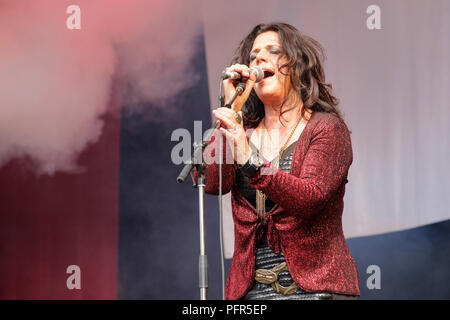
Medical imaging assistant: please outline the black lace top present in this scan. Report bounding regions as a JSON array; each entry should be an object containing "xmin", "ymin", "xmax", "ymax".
[{"xmin": 235, "ymin": 140, "xmax": 297, "ymax": 212}]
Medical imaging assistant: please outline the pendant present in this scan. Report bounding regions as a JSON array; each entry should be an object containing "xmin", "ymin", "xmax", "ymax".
[{"xmin": 255, "ymin": 190, "xmax": 267, "ymax": 218}]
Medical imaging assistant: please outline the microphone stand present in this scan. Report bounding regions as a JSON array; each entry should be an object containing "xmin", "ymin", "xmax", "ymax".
[
  {"xmin": 195, "ymin": 159, "xmax": 208, "ymax": 300},
  {"xmin": 176, "ymin": 81, "xmax": 245, "ymax": 300}
]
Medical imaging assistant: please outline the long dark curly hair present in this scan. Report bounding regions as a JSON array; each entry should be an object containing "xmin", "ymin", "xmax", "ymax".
[{"xmin": 231, "ymin": 22, "xmax": 343, "ymax": 128}]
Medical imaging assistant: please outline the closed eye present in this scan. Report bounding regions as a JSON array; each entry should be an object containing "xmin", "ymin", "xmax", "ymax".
[
  {"xmin": 269, "ymin": 49, "xmax": 282, "ymax": 55},
  {"xmin": 250, "ymin": 47, "xmax": 282, "ymax": 61}
]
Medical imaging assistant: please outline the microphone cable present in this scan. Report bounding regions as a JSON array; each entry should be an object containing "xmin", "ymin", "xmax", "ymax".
[
  {"xmin": 218, "ymin": 77, "xmax": 226, "ymax": 300},
  {"xmin": 216, "ymin": 71, "xmax": 254, "ymax": 299}
]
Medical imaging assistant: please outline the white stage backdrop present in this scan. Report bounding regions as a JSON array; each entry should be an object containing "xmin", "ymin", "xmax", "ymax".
[{"xmin": 200, "ymin": 0, "xmax": 450, "ymax": 258}]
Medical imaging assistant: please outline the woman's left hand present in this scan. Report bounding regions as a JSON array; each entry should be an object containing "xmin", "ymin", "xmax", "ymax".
[{"xmin": 212, "ymin": 107, "xmax": 251, "ymax": 165}]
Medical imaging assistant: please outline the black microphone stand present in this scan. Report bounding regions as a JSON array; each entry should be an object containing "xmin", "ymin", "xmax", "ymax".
[{"xmin": 176, "ymin": 81, "xmax": 245, "ymax": 300}]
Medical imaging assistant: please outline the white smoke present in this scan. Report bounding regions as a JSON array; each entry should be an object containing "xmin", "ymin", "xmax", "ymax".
[{"xmin": 0, "ymin": 0, "xmax": 201, "ymax": 175}]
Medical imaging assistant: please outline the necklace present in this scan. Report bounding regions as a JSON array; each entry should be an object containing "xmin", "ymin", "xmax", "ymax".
[
  {"xmin": 262, "ymin": 115, "xmax": 303, "ymax": 165},
  {"xmin": 255, "ymin": 114, "xmax": 303, "ymax": 219}
]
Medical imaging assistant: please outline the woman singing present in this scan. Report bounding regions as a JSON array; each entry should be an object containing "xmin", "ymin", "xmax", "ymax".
[{"xmin": 203, "ymin": 22, "xmax": 359, "ymax": 300}]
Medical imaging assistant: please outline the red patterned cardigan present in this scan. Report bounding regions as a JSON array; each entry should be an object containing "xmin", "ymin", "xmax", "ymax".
[{"xmin": 198, "ymin": 111, "xmax": 360, "ymax": 300}]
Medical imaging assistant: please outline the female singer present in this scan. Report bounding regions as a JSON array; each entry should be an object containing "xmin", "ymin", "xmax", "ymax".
[{"xmin": 204, "ymin": 22, "xmax": 359, "ymax": 300}]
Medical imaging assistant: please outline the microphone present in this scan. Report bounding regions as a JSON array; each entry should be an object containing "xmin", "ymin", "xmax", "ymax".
[
  {"xmin": 221, "ymin": 66, "xmax": 264, "ymax": 82},
  {"xmin": 177, "ymin": 66, "xmax": 262, "ymax": 184}
]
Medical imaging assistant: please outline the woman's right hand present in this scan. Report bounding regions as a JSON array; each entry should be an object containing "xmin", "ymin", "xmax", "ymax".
[{"xmin": 222, "ymin": 64, "xmax": 257, "ymax": 112}]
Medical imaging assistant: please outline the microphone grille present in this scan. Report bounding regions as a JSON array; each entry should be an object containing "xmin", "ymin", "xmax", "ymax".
[{"xmin": 250, "ymin": 66, "xmax": 264, "ymax": 82}]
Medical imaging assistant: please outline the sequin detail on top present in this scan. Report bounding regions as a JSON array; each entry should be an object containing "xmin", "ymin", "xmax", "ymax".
[
  {"xmin": 197, "ymin": 112, "xmax": 360, "ymax": 299},
  {"xmin": 242, "ymin": 142, "xmax": 333, "ymax": 300},
  {"xmin": 235, "ymin": 141, "xmax": 297, "ymax": 213},
  {"xmin": 244, "ymin": 234, "xmax": 334, "ymax": 300}
]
